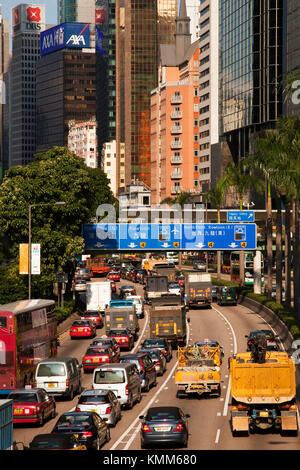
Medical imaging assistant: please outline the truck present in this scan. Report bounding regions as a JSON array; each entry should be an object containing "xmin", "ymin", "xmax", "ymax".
[
  {"xmin": 86, "ymin": 257, "xmax": 110, "ymax": 277},
  {"xmin": 184, "ymin": 271, "xmax": 212, "ymax": 307},
  {"xmin": 86, "ymin": 281, "xmax": 112, "ymax": 316},
  {"xmin": 175, "ymin": 344, "xmax": 221, "ymax": 398},
  {"xmin": 152, "ymin": 263, "xmax": 177, "ymax": 282},
  {"xmin": 105, "ymin": 306, "xmax": 139, "ymax": 339},
  {"xmin": 0, "ymin": 400, "xmax": 13, "ymax": 450},
  {"xmin": 229, "ymin": 337, "xmax": 298, "ymax": 436},
  {"xmin": 144, "ymin": 275, "xmax": 169, "ymax": 304},
  {"xmin": 149, "ymin": 294, "xmax": 186, "ymax": 348}
]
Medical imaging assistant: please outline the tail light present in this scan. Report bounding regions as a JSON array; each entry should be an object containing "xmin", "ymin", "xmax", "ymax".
[
  {"xmin": 174, "ymin": 423, "xmax": 184, "ymax": 432},
  {"xmin": 101, "ymin": 356, "xmax": 109, "ymax": 362},
  {"xmin": 82, "ymin": 431, "xmax": 93, "ymax": 438},
  {"xmin": 125, "ymin": 384, "xmax": 129, "ymax": 396},
  {"xmin": 105, "ymin": 406, "xmax": 112, "ymax": 414},
  {"xmin": 232, "ymin": 403, "xmax": 249, "ymax": 411},
  {"xmin": 289, "ymin": 404, "xmax": 297, "ymax": 411},
  {"xmin": 142, "ymin": 424, "xmax": 151, "ymax": 433},
  {"xmin": 33, "ymin": 380, "xmax": 37, "ymax": 388},
  {"xmin": 75, "ymin": 407, "xmax": 81, "ymax": 411},
  {"xmin": 161, "ymin": 350, "xmax": 167, "ymax": 354},
  {"xmin": 66, "ymin": 379, "xmax": 70, "ymax": 387}
]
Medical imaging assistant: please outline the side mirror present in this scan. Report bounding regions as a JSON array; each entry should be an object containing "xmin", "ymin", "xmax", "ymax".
[
  {"xmin": 139, "ymin": 415, "xmax": 144, "ymax": 419},
  {"xmin": 244, "ymin": 335, "xmax": 248, "ymax": 338},
  {"xmin": 187, "ymin": 318, "xmax": 190, "ymax": 323},
  {"xmin": 185, "ymin": 414, "xmax": 191, "ymax": 418}
]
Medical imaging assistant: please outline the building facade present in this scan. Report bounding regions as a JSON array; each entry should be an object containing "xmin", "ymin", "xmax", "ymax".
[
  {"xmin": 57, "ymin": 0, "xmax": 96, "ymax": 24},
  {"xmin": 219, "ymin": 0, "xmax": 284, "ymax": 165},
  {"xmin": 9, "ymin": 4, "xmax": 46, "ymax": 167},
  {"xmin": 36, "ymin": 45, "xmax": 96, "ymax": 152},
  {"xmin": 101, "ymin": 140, "xmax": 125, "ymax": 196},
  {"xmin": 124, "ymin": 0, "xmax": 178, "ymax": 187},
  {"xmin": 0, "ymin": 4, "xmax": 9, "ymax": 177},
  {"xmin": 286, "ymin": 0, "xmax": 300, "ymax": 117},
  {"xmin": 68, "ymin": 119, "xmax": 98, "ymax": 168}
]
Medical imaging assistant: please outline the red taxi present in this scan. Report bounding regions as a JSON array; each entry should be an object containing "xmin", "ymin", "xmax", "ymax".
[
  {"xmin": 82, "ymin": 346, "xmax": 118, "ymax": 373},
  {"xmin": 107, "ymin": 329, "xmax": 134, "ymax": 351},
  {"xmin": 107, "ymin": 271, "xmax": 120, "ymax": 282},
  {"xmin": 8, "ymin": 388, "xmax": 56, "ymax": 426},
  {"xmin": 70, "ymin": 319, "xmax": 96, "ymax": 339},
  {"xmin": 81, "ymin": 311, "xmax": 103, "ymax": 328}
]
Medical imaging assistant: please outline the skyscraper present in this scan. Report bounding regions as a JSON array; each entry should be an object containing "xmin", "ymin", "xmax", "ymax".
[
  {"xmin": 57, "ymin": 0, "xmax": 96, "ymax": 23},
  {"xmin": 9, "ymin": 4, "xmax": 46, "ymax": 167},
  {"xmin": 0, "ymin": 4, "xmax": 10, "ymax": 177},
  {"xmin": 219, "ymin": 0, "xmax": 284, "ymax": 165},
  {"xmin": 124, "ymin": 0, "xmax": 178, "ymax": 187},
  {"xmin": 286, "ymin": 1, "xmax": 300, "ymax": 117}
]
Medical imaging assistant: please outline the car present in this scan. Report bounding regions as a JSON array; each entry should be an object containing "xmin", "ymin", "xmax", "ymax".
[
  {"xmin": 51, "ymin": 411, "xmax": 110, "ymax": 450},
  {"xmin": 28, "ymin": 433, "xmax": 87, "ymax": 450},
  {"xmin": 70, "ymin": 319, "xmax": 97, "ymax": 339},
  {"xmin": 82, "ymin": 346, "xmax": 118, "ymax": 373},
  {"xmin": 211, "ymin": 286, "xmax": 218, "ymax": 302},
  {"xmin": 176, "ymin": 275, "xmax": 185, "ymax": 288},
  {"xmin": 107, "ymin": 329, "xmax": 134, "ymax": 350},
  {"xmin": 77, "ymin": 268, "xmax": 91, "ymax": 281},
  {"xmin": 73, "ymin": 279, "xmax": 87, "ymax": 291},
  {"xmin": 90, "ymin": 336, "xmax": 120, "ymax": 356},
  {"xmin": 119, "ymin": 353, "xmax": 157, "ymax": 392},
  {"xmin": 194, "ymin": 339, "xmax": 224, "ymax": 364},
  {"xmin": 193, "ymin": 261, "xmax": 206, "ymax": 271},
  {"xmin": 80, "ymin": 311, "xmax": 103, "ymax": 328},
  {"xmin": 245, "ymin": 330, "xmax": 279, "ymax": 351},
  {"xmin": 107, "ymin": 271, "xmax": 120, "ymax": 282},
  {"xmin": 125, "ymin": 295, "xmax": 144, "ymax": 318},
  {"xmin": 140, "ymin": 338, "xmax": 173, "ymax": 362},
  {"xmin": 168, "ymin": 282, "xmax": 182, "ymax": 296},
  {"xmin": 139, "ymin": 406, "xmax": 190, "ymax": 449},
  {"xmin": 138, "ymin": 348, "xmax": 167, "ymax": 376},
  {"xmin": 119, "ymin": 285, "xmax": 136, "ymax": 298},
  {"xmin": 8, "ymin": 388, "xmax": 56, "ymax": 426},
  {"xmin": 75, "ymin": 389, "xmax": 121, "ymax": 427}
]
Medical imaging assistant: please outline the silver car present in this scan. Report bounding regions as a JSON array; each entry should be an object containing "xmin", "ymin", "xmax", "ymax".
[
  {"xmin": 75, "ymin": 389, "xmax": 121, "ymax": 427},
  {"xmin": 139, "ymin": 348, "xmax": 167, "ymax": 376}
]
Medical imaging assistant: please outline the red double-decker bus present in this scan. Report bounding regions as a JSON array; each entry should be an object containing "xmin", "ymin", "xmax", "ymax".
[{"xmin": 0, "ymin": 299, "xmax": 58, "ymax": 396}]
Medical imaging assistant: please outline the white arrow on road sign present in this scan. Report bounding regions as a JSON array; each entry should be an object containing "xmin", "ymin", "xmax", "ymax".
[
  {"xmin": 128, "ymin": 243, "xmax": 137, "ymax": 248},
  {"xmin": 162, "ymin": 243, "xmax": 171, "ymax": 248},
  {"xmin": 229, "ymin": 243, "xmax": 238, "ymax": 248},
  {"xmin": 196, "ymin": 243, "xmax": 205, "ymax": 248}
]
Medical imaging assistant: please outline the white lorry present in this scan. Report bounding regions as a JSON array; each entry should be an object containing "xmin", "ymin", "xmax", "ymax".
[{"xmin": 86, "ymin": 281, "xmax": 112, "ymax": 315}]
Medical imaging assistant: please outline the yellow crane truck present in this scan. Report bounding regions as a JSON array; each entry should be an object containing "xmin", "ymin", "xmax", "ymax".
[
  {"xmin": 175, "ymin": 344, "xmax": 221, "ymax": 398},
  {"xmin": 229, "ymin": 343, "xmax": 298, "ymax": 436}
]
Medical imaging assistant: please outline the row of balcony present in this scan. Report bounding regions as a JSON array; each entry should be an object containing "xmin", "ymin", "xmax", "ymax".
[{"xmin": 171, "ymin": 95, "xmax": 182, "ymax": 104}]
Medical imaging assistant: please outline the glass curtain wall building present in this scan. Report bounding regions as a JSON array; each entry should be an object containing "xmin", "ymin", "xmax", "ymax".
[
  {"xmin": 219, "ymin": 0, "xmax": 284, "ymax": 163},
  {"xmin": 124, "ymin": 0, "xmax": 177, "ymax": 187}
]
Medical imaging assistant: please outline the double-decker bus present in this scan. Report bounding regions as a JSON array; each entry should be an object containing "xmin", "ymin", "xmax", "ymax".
[
  {"xmin": 0, "ymin": 299, "xmax": 57, "ymax": 396},
  {"xmin": 230, "ymin": 251, "xmax": 264, "ymax": 286}
]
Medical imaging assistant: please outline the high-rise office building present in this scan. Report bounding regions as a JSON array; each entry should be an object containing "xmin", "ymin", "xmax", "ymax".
[
  {"xmin": 186, "ymin": 0, "xmax": 200, "ymax": 42},
  {"xmin": 57, "ymin": 0, "xmax": 96, "ymax": 23},
  {"xmin": 9, "ymin": 4, "xmax": 46, "ymax": 167},
  {"xmin": 0, "ymin": 4, "xmax": 10, "ymax": 177},
  {"xmin": 124, "ymin": 0, "xmax": 178, "ymax": 187},
  {"xmin": 286, "ymin": 1, "xmax": 300, "ymax": 117},
  {"xmin": 219, "ymin": 0, "xmax": 284, "ymax": 166}
]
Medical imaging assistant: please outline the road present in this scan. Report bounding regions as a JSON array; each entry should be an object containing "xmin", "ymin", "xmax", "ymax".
[{"xmin": 12, "ymin": 278, "xmax": 300, "ymax": 451}]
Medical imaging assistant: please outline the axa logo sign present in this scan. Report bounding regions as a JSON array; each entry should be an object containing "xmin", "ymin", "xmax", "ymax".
[{"xmin": 40, "ymin": 23, "xmax": 90, "ymax": 56}]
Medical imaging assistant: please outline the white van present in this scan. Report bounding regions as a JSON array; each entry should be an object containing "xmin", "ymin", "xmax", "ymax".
[
  {"xmin": 92, "ymin": 363, "xmax": 141, "ymax": 409},
  {"xmin": 125, "ymin": 295, "xmax": 144, "ymax": 318},
  {"xmin": 34, "ymin": 357, "xmax": 82, "ymax": 400}
]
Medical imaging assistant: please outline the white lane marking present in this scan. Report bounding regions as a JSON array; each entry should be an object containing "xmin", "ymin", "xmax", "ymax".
[
  {"xmin": 215, "ymin": 429, "xmax": 221, "ymax": 444},
  {"xmin": 211, "ymin": 305, "xmax": 237, "ymax": 417},
  {"xmin": 110, "ymin": 318, "xmax": 190, "ymax": 450},
  {"xmin": 132, "ymin": 309, "xmax": 149, "ymax": 353}
]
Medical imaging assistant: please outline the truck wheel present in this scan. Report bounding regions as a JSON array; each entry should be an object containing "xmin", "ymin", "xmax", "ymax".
[{"xmin": 176, "ymin": 391, "xmax": 185, "ymax": 399}]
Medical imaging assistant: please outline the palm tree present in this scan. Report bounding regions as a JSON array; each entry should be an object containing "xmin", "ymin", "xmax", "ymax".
[
  {"xmin": 203, "ymin": 177, "xmax": 228, "ymax": 278},
  {"xmin": 161, "ymin": 191, "xmax": 194, "ymax": 267},
  {"xmin": 223, "ymin": 162, "xmax": 264, "ymax": 286}
]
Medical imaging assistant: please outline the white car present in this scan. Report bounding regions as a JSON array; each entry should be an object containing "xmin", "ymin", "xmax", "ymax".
[
  {"xmin": 125, "ymin": 295, "xmax": 144, "ymax": 318},
  {"xmin": 168, "ymin": 282, "xmax": 182, "ymax": 296},
  {"xmin": 75, "ymin": 389, "xmax": 121, "ymax": 427},
  {"xmin": 73, "ymin": 280, "xmax": 87, "ymax": 291}
]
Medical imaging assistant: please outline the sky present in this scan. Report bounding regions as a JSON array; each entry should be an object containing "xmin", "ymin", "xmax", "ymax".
[{"xmin": 1, "ymin": 0, "xmax": 57, "ymax": 24}]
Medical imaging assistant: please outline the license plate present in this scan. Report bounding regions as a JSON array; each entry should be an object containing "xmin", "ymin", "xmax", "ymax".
[
  {"xmin": 154, "ymin": 426, "xmax": 171, "ymax": 432},
  {"xmin": 14, "ymin": 409, "xmax": 23, "ymax": 414},
  {"xmin": 227, "ymin": 297, "xmax": 231, "ymax": 299},
  {"xmin": 78, "ymin": 328, "xmax": 83, "ymax": 331},
  {"xmin": 74, "ymin": 434, "xmax": 79, "ymax": 438},
  {"xmin": 260, "ymin": 411, "xmax": 269, "ymax": 418},
  {"xmin": 47, "ymin": 383, "xmax": 56, "ymax": 387},
  {"xmin": 93, "ymin": 358, "xmax": 99, "ymax": 362}
]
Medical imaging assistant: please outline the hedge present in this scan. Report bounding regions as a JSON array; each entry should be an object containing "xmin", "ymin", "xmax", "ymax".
[{"xmin": 56, "ymin": 298, "xmax": 75, "ymax": 324}]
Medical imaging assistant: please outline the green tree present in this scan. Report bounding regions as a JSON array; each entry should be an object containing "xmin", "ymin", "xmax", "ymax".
[{"xmin": 0, "ymin": 147, "xmax": 115, "ymax": 302}]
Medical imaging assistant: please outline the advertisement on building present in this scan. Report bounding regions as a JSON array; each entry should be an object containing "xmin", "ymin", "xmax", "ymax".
[
  {"xmin": 40, "ymin": 22, "xmax": 91, "ymax": 56},
  {"xmin": 12, "ymin": 4, "xmax": 46, "ymax": 36}
]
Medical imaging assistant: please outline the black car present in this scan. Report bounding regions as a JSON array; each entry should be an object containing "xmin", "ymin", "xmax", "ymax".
[
  {"xmin": 119, "ymin": 353, "xmax": 157, "ymax": 392},
  {"xmin": 245, "ymin": 330, "xmax": 279, "ymax": 351},
  {"xmin": 139, "ymin": 406, "xmax": 190, "ymax": 449},
  {"xmin": 211, "ymin": 286, "xmax": 217, "ymax": 302},
  {"xmin": 51, "ymin": 411, "xmax": 110, "ymax": 450},
  {"xmin": 119, "ymin": 285, "xmax": 136, "ymax": 298},
  {"xmin": 141, "ymin": 338, "xmax": 173, "ymax": 362},
  {"xmin": 28, "ymin": 433, "xmax": 86, "ymax": 450},
  {"xmin": 90, "ymin": 337, "xmax": 120, "ymax": 356}
]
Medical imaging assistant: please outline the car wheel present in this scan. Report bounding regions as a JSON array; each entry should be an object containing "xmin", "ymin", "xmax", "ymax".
[
  {"xmin": 144, "ymin": 379, "xmax": 150, "ymax": 393},
  {"xmin": 68, "ymin": 387, "xmax": 74, "ymax": 401},
  {"xmin": 106, "ymin": 428, "xmax": 111, "ymax": 443},
  {"xmin": 127, "ymin": 394, "xmax": 133, "ymax": 409},
  {"xmin": 51, "ymin": 406, "xmax": 56, "ymax": 420},
  {"xmin": 137, "ymin": 389, "xmax": 142, "ymax": 403},
  {"xmin": 96, "ymin": 437, "xmax": 101, "ymax": 450},
  {"xmin": 38, "ymin": 412, "xmax": 44, "ymax": 427}
]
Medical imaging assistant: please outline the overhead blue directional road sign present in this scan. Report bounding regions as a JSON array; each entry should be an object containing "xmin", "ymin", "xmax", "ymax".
[
  {"xmin": 82, "ymin": 223, "xmax": 118, "ymax": 250},
  {"xmin": 119, "ymin": 223, "xmax": 181, "ymax": 250},
  {"xmin": 227, "ymin": 210, "xmax": 255, "ymax": 222},
  {"xmin": 182, "ymin": 223, "xmax": 256, "ymax": 250},
  {"xmin": 82, "ymin": 223, "xmax": 256, "ymax": 250}
]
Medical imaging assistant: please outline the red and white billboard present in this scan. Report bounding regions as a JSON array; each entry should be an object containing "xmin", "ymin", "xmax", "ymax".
[
  {"xmin": 13, "ymin": 4, "xmax": 45, "ymax": 36},
  {"xmin": 27, "ymin": 6, "xmax": 41, "ymax": 23},
  {"xmin": 95, "ymin": 9, "xmax": 106, "ymax": 24}
]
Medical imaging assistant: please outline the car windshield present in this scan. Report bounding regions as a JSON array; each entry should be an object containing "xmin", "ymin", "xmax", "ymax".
[
  {"xmin": 119, "ymin": 358, "xmax": 141, "ymax": 370},
  {"xmin": 146, "ymin": 408, "xmax": 180, "ymax": 421},
  {"xmin": 109, "ymin": 330, "xmax": 127, "ymax": 336},
  {"xmin": 30, "ymin": 437, "xmax": 73, "ymax": 449},
  {"xmin": 9, "ymin": 392, "xmax": 38, "ymax": 402},
  {"xmin": 73, "ymin": 320, "xmax": 90, "ymax": 326},
  {"xmin": 250, "ymin": 330, "xmax": 273, "ymax": 338},
  {"xmin": 86, "ymin": 348, "xmax": 109, "ymax": 355},
  {"xmin": 56, "ymin": 414, "xmax": 91, "ymax": 427},
  {"xmin": 94, "ymin": 369, "xmax": 125, "ymax": 384},
  {"xmin": 92, "ymin": 340, "xmax": 110, "ymax": 346},
  {"xmin": 37, "ymin": 363, "xmax": 66, "ymax": 377},
  {"xmin": 83, "ymin": 312, "xmax": 100, "ymax": 317},
  {"xmin": 78, "ymin": 395, "xmax": 109, "ymax": 404},
  {"xmin": 168, "ymin": 283, "xmax": 180, "ymax": 288},
  {"xmin": 142, "ymin": 339, "xmax": 164, "ymax": 347},
  {"xmin": 196, "ymin": 341, "xmax": 218, "ymax": 347}
]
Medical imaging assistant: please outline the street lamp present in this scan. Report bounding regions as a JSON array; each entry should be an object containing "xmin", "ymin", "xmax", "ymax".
[{"xmin": 28, "ymin": 201, "xmax": 66, "ymax": 299}]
